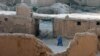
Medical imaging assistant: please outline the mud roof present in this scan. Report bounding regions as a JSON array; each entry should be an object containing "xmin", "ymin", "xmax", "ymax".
[
  {"xmin": 0, "ymin": 11, "xmax": 100, "ymax": 21},
  {"xmin": 68, "ymin": 13, "xmax": 100, "ymax": 21},
  {"xmin": 33, "ymin": 12, "xmax": 67, "ymax": 19},
  {"xmin": 33, "ymin": 12, "xmax": 100, "ymax": 21},
  {"xmin": 0, "ymin": 11, "xmax": 16, "ymax": 15}
]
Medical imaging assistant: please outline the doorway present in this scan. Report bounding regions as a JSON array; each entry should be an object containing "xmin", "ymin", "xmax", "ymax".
[{"xmin": 39, "ymin": 18, "xmax": 53, "ymax": 39}]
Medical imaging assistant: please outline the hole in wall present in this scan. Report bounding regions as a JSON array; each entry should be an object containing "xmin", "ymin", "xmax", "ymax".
[
  {"xmin": 77, "ymin": 21, "xmax": 81, "ymax": 25},
  {"xmin": 98, "ymin": 36, "xmax": 100, "ymax": 40},
  {"xmin": 0, "ymin": 21, "xmax": 2, "ymax": 24},
  {"xmin": 4, "ymin": 18, "xmax": 8, "ymax": 21},
  {"xmin": 96, "ymin": 21, "xmax": 100, "ymax": 25}
]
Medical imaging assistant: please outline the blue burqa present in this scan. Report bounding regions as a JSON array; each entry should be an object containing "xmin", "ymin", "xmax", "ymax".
[{"xmin": 57, "ymin": 35, "xmax": 63, "ymax": 46}]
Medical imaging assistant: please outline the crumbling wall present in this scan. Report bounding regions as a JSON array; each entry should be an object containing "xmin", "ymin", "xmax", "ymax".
[
  {"xmin": 0, "ymin": 15, "xmax": 35, "ymax": 34},
  {"xmin": 0, "ymin": 33, "xmax": 53, "ymax": 56},
  {"xmin": 16, "ymin": 3, "xmax": 32, "ymax": 17},
  {"xmin": 88, "ymin": 28, "xmax": 100, "ymax": 51},
  {"xmin": 54, "ymin": 32, "xmax": 98, "ymax": 56},
  {"xmin": 0, "ymin": 32, "xmax": 98, "ymax": 56}
]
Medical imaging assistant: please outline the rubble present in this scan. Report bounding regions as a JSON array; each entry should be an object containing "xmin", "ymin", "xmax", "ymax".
[
  {"xmin": 50, "ymin": 3, "xmax": 70, "ymax": 14},
  {"xmin": 36, "ymin": 3, "xmax": 70, "ymax": 14},
  {"xmin": 36, "ymin": 7, "xmax": 54, "ymax": 14},
  {"xmin": 0, "ymin": 3, "xmax": 8, "ymax": 10}
]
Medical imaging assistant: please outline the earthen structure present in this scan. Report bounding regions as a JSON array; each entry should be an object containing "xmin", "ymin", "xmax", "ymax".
[
  {"xmin": 53, "ymin": 14, "xmax": 100, "ymax": 38},
  {"xmin": 0, "ymin": 3, "xmax": 36, "ymax": 35},
  {"xmin": 0, "ymin": 33, "xmax": 53, "ymax": 56},
  {"xmin": 54, "ymin": 32, "xmax": 98, "ymax": 56},
  {"xmin": 0, "ymin": 32, "xmax": 99, "ymax": 56}
]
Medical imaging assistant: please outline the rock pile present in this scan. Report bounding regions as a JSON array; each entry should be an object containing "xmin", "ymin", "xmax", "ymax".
[
  {"xmin": 50, "ymin": 3, "xmax": 70, "ymax": 14},
  {"xmin": 0, "ymin": 3, "xmax": 8, "ymax": 10},
  {"xmin": 36, "ymin": 3, "xmax": 70, "ymax": 14},
  {"xmin": 36, "ymin": 7, "xmax": 53, "ymax": 14}
]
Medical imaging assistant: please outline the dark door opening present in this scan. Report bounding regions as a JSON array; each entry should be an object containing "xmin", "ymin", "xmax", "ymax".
[
  {"xmin": 35, "ymin": 19, "xmax": 40, "ymax": 36},
  {"xmin": 39, "ymin": 19, "xmax": 53, "ymax": 38},
  {"xmin": 98, "ymin": 36, "xmax": 100, "ymax": 41},
  {"xmin": 98, "ymin": 36, "xmax": 100, "ymax": 50}
]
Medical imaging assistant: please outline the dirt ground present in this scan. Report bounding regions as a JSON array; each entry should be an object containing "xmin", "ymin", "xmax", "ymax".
[
  {"xmin": 42, "ymin": 38, "xmax": 71, "ymax": 53},
  {"xmin": 42, "ymin": 38, "xmax": 100, "ymax": 56}
]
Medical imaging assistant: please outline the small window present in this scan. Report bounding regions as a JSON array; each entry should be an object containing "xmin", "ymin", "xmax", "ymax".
[
  {"xmin": 0, "ymin": 21, "xmax": 2, "ymax": 24},
  {"xmin": 4, "ymin": 18, "xmax": 8, "ymax": 21},
  {"xmin": 96, "ymin": 21, "xmax": 100, "ymax": 25},
  {"xmin": 77, "ymin": 21, "xmax": 81, "ymax": 25}
]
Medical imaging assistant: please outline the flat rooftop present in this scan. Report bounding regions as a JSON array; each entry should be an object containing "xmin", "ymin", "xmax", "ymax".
[{"xmin": 0, "ymin": 11, "xmax": 100, "ymax": 20}]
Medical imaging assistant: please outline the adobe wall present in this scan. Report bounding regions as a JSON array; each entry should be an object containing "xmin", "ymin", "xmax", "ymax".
[
  {"xmin": 0, "ymin": 32, "xmax": 98, "ymax": 56},
  {"xmin": 54, "ymin": 32, "xmax": 98, "ymax": 56},
  {"xmin": 16, "ymin": 3, "xmax": 32, "ymax": 17},
  {"xmin": 0, "ymin": 33, "xmax": 53, "ymax": 56},
  {"xmin": 88, "ymin": 28, "xmax": 100, "ymax": 51},
  {"xmin": 0, "ymin": 15, "xmax": 35, "ymax": 34},
  {"xmin": 53, "ymin": 18, "xmax": 99, "ymax": 38}
]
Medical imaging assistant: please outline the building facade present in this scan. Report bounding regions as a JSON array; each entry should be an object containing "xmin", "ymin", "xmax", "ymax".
[
  {"xmin": 0, "ymin": 3, "xmax": 36, "ymax": 34},
  {"xmin": 53, "ymin": 15, "xmax": 100, "ymax": 38}
]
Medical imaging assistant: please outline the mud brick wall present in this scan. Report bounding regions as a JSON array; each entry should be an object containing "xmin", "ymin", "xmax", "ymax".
[
  {"xmin": 53, "ymin": 18, "xmax": 100, "ymax": 38},
  {"xmin": 53, "ymin": 32, "xmax": 98, "ymax": 56},
  {"xmin": 0, "ymin": 33, "xmax": 53, "ymax": 56},
  {"xmin": 0, "ymin": 15, "xmax": 35, "ymax": 34}
]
